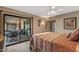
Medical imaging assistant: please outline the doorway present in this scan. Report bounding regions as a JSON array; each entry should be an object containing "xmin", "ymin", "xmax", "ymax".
[
  {"xmin": 4, "ymin": 14, "xmax": 31, "ymax": 46},
  {"xmin": 51, "ymin": 20, "xmax": 56, "ymax": 32}
]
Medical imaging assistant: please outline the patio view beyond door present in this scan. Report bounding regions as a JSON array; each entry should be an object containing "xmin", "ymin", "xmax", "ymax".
[{"xmin": 4, "ymin": 15, "xmax": 31, "ymax": 46}]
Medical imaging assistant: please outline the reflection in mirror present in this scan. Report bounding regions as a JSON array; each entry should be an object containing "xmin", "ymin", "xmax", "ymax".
[{"xmin": 4, "ymin": 15, "xmax": 31, "ymax": 46}]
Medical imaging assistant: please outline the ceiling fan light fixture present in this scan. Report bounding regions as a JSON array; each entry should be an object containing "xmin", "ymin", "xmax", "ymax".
[
  {"xmin": 51, "ymin": 10, "xmax": 56, "ymax": 14},
  {"xmin": 48, "ymin": 12, "xmax": 51, "ymax": 15},
  {"xmin": 52, "ymin": 6, "xmax": 55, "ymax": 9}
]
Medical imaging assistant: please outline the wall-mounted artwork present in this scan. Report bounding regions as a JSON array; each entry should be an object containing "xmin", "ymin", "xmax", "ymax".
[
  {"xmin": 45, "ymin": 22, "xmax": 48, "ymax": 29},
  {"xmin": 64, "ymin": 17, "xmax": 77, "ymax": 29},
  {"xmin": 38, "ymin": 20, "xmax": 41, "ymax": 27}
]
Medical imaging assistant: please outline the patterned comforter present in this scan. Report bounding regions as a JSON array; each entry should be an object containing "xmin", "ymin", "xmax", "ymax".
[{"xmin": 30, "ymin": 32, "xmax": 78, "ymax": 52}]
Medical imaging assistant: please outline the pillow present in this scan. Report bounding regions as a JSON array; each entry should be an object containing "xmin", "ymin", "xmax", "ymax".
[{"xmin": 69, "ymin": 28, "xmax": 79, "ymax": 41}]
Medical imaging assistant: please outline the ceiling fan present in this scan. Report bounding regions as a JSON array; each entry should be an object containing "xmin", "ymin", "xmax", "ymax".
[{"xmin": 48, "ymin": 6, "xmax": 66, "ymax": 15}]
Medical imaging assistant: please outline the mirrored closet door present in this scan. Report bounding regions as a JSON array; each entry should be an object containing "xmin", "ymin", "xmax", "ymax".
[{"xmin": 4, "ymin": 14, "xmax": 31, "ymax": 46}]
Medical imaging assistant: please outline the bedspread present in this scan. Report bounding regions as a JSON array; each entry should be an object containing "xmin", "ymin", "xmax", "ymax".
[{"xmin": 30, "ymin": 32, "xmax": 78, "ymax": 52}]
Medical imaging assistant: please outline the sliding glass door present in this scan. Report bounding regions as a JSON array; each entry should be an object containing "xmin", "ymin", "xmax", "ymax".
[
  {"xmin": 4, "ymin": 15, "xmax": 20, "ymax": 46},
  {"xmin": 4, "ymin": 14, "xmax": 31, "ymax": 46},
  {"xmin": 20, "ymin": 18, "xmax": 31, "ymax": 41}
]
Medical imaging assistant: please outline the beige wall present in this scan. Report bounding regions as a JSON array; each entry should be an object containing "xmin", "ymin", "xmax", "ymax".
[
  {"xmin": 51, "ymin": 11, "xmax": 79, "ymax": 34},
  {"xmin": 33, "ymin": 16, "xmax": 51, "ymax": 34}
]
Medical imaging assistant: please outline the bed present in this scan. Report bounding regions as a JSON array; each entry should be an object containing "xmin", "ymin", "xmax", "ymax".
[{"xmin": 30, "ymin": 32, "xmax": 78, "ymax": 52}]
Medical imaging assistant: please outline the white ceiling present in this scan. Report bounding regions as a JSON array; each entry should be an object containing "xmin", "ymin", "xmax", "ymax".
[{"xmin": 5, "ymin": 6, "xmax": 79, "ymax": 18}]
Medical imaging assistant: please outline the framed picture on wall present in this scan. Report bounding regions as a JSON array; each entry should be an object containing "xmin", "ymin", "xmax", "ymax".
[
  {"xmin": 64, "ymin": 17, "xmax": 77, "ymax": 29},
  {"xmin": 38, "ymin": 20, "xmax": 41, "ymax": 27},
  {"xmin": 45, "ymin": 22, "xmax": 48, "ymax": 29}
]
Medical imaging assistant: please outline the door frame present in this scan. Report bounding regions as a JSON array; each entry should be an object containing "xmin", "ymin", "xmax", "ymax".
[{"xmin": 50, "ymin": 20, "xmax": 56, "ymax": 32}]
